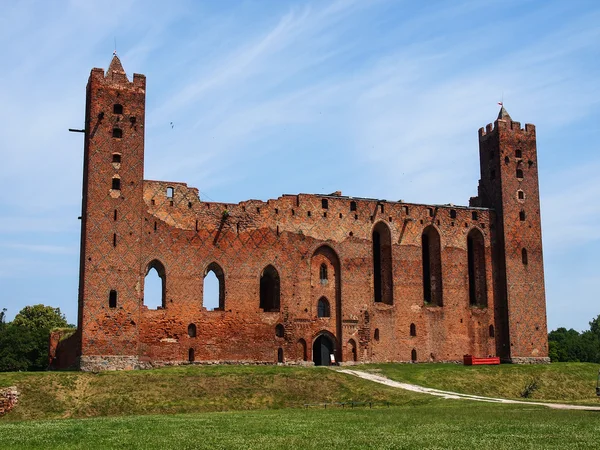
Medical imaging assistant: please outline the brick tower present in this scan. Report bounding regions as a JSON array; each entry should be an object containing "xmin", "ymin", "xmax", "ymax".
[
  {"xmin": 473, "ymin": 107, "xmax": 549, "ymax": 363},
  {"xmin": 77, "ymin": 56, "xmax": 147, "ymax": 369}
]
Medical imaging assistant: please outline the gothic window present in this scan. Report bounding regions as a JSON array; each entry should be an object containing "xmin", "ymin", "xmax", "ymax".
[
  {"xmin": 374, "ymin": 328, "xmax": 380, "ymax": 341},
  {"xmin": 410, "ymin": 323, "xmax": 416, "ymax": 337},
  {"xmin": 260, "ymin": 265, "xmax": 280, "ymax": 312},
  {"xmin": 467, "ymin": 229, "xmax": 487, "ymax": 307},
  {"xmin": 204, "ymin": 263, "xmax": 225, "ymax": 311},
  {"xmin": 422, "ymin": 226, "xmax": 443, "ymax": 306},
  {"xmin": 166, "ymin": 187, "xmax": 174, "ymax": 198},
  {"xmin": 188, "ymin": 324, "xmax": 197, "ymax": 338},
  {"xmin": 317, "ymin": 297, "xmax": 330, "ymax": 318},
  {"xmin": 516, "ymin": 168, "xmax": 524, "ymax": 179},
  {"xmin": 373, "ymin": 222, "xmax": 393, "ymax": 305},
  {"xmin": 144, "ymin": 260, "xmax": 166, "ymax": 309}
]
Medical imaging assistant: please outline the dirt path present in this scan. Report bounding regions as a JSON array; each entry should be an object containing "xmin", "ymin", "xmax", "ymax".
[{"xmin": 339, "ymin": 369, "xmax": 600, "ymax": 411}]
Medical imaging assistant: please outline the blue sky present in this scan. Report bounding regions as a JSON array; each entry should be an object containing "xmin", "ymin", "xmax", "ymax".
[{"xmin": 0, "ymin": 0, "xmax": 598, "ymax": 331}]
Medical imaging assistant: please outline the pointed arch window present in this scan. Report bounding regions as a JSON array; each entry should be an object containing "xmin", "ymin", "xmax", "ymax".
[
  {"xmin": 260, "ymin": 265, "xmax": 280, "ymax": 312},
  {"xmin": 204, "ymin": 263, "xmax": 225, "ymax": 311},
  {"xmin": 422, "ymin": 226, "xmax": 443, "ymax": 306},
  {"xmin": 467, "ymin": 229, "xmax": 487, "ymax": 307},
  {"xmin": 144, "ymin": 260, "xmax": 166, "ymax": 309},
  {"xmin": 373, "ymin": 222, "xmax": 393, "ymax": 305},
  {"xmin": 317, "ymin": 297, "xmax": 330, "ymax": 318}
]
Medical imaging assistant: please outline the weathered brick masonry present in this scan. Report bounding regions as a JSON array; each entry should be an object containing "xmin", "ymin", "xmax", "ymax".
[{"xmin": 53, "ymin": 57, "xmax": 549, "ymax": 370}]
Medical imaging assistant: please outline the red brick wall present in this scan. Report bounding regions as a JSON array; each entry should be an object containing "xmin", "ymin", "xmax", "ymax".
[{"xmin": 69, "ymin": 60, "xmax": 547, "ymax": 370}]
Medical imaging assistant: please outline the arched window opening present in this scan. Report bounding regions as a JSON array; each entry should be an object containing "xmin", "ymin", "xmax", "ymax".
[
  {"xmin": 422, "ymin": 226, "xmax": 443, "ymax": 306},
  {"xmin": 297, "ymin": 339, "xmax": 307, "ymax": 361},
  {"xmin": 112, "ymin": 153, "xmax": 121, "ymax": 164},
  {"xmin": 112, "ymin": 177, "xmax": 121, "ymax": 190},
  {"xmin": 112, "ymin": 128, "xmax": 122, "ymax": 138},
  {"xmin": 522, "ymin": 248, "xmax": 528, "ymax": 265},
  {"xmin": 277, "ymin": 348, "xmax": 284, "ymax": 363},
  {"xmin": 166, "ymin": 187, "xmax": 174, "ymax": 198},
  {"xmin": 260, "ymin": 265, "xmax": 280, "ymax": 312},
  {"xmin": 489, "ymin": 325, "xmax": 495, "ymax": 338},
  {"xmin": 519, "ymin": 210, "xmax": 526, "ymax": 221},
  {"xmin": 188, "ymin": 348, "xmax": 195, "ymax": 362},
  {"xmin": 188, "ymin": 323, "xmax": 197, "ymax": 338},
  {"xmin": 317, "ymin": 297, "xmax": 330, "ymax": 318},
  {"xmin": 350, "ymin": 201, "xmax": 357, "ymax": 211},
  {"xmin": 518, "ymin": 190, "xmax": 525, "ymax": 200},
  {"xmin": 348, "ymin": 339, "xmax": 357, "ymax": 362},
  {"xmin": 319, "ymin": 263, "xmax": 328, "ymax": 282},
  {"xmin": 516, "ymin": 168, "xmax": 524, "ymax": 179},
  {"xmin": 374, "ymin": 328, "xmax": 380, "ymax": 341},
  {"xmin": 411, "ymin": 349, "xmax": 417, "ymax": 362},
  {"xmin": 204, "ymin": 263, "xmax": 225, "ymax": 311},
  {"xmin": 373, "ymin": 222, "xmax": 393, "ymax": 305},
  {"xmin": 144, "ymin": 260, "xmax": 166, "ymax": 309},
  {"xmin": 275, "ymin": 324, "xmax": 285, "ymax": 338},
  {"xmin": 410, "ymin": 323, "xmax": 416, "ymax": 337},
  {"xmin": 109, "ymin": 290, "xmax": 117, "ymax": 308},
  {"xmin": 467, "ymin": 229, "xmax": 487, "ymax": 307},
  {"xmin": 113, "ymin": 104, "xmax": 123, "ymax": 114}
]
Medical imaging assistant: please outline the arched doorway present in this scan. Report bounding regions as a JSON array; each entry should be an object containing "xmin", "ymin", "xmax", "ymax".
[{"xmin": 313, "ymin": 333, "xmax": 335, "ymax": 366}]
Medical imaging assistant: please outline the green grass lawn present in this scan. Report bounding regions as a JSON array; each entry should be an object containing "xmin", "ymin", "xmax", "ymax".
[
  {"xmin": 361, "ymin": 362, "xmax": 600, "ymax": 404},
  {"xmin": 1, "ymin": 401, "xmax": 599, "ymax": 449}
]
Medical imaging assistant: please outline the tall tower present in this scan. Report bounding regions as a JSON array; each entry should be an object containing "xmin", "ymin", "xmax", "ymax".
[
  {"xmin": 473, "ymin": 107, "xmax": 549, "ymax": 363},
  {"xmin": 77, "ymin": 56, "xmax": 146, "ymax": 370}
]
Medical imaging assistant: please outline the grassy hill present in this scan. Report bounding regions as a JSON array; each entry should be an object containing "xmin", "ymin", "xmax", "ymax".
[
  {"xmin": 363, "ymin": 362, "xmax": 600, "ymax": 404},
  {"xmin": 0, "ymin": 365, "xmax": 424, "ymax": 421}
]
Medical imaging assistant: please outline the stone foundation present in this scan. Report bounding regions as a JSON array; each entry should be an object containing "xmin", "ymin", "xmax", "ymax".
[
  {"xmin": 0, "ymin": 386, "xmax": 19, "ymax": 417},
  {"xmin": 508, "ymin": 356, "xmax": 551, "ymax": 364}
]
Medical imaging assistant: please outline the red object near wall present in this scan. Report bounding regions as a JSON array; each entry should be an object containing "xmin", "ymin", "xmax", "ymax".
[{"xmin": 463, "ymin": 355, "xmax": 500, "ymax": 365}]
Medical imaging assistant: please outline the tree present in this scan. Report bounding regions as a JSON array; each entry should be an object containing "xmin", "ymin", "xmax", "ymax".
[
  {"xmin": 12, "ymin": 304, "xmax": 68, "ymax": 330},
  {"xmin": 0, "ymin": 305, "xmax": 71, "ymax": 372}
]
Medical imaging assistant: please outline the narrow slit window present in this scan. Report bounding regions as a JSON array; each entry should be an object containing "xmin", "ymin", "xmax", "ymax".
[
  {"xmin": 113, "ymin": 233, "xmax": 117, "ymax": 247},
  {"xmin": 410, "ymin": 323, "xmax": 416, "ymax": 337},
  {"xmin": 522, "ymin": 248, "xmax": 528, "ymax": 265},
  {"xmin": 374, "ymin": 328, "xmax": 380, "ymax": 341},
  {"xmin": 428, "ymin": 208, "xmax": 434, "ymax": 217},
  {"xmin": 472, "ymin": 211, "xmax": 478, "ymax": 221},
  {"xmin": 114, "ymin": 210, "xmax": 117, "ymax": 221},
  {"xmin": 112, "ymin": 177, "xmax": 121, "ymax": 190},
  {"xmin": 112, "ymin": 128, "xmax": 122, "ymax": 138},
  {"xmin": 403, "ymin": 206, "xmax": 409, "ymax": 215},
  {"xmin": 489, "ymin": 325, "xmax": 495, "ymax": 338},
  {"xmin": 350, "ymin": 201, "xmax": 357, "ymax": 211},
  {"xmin": 322, "ymin": 199, "xmax": 328, "ymax": 209},
  {"xmin": 275, "ymin": 324, "xmax": 284, "ymax": 337},
  {"xmin": 519, "ymin": 210, "xmax": 526, "ymax": 221},
  {"xmin": 379, "ymin": 204, "xmax": 384, "ymax": 213},
  {"xmin": 109, "ymin": 290, "xmax": 117, "ymax": 308},
  {"xmin": 319, "ymin": 263, "xmax": 328, "ymax": 282},
  {"xmin": 450, "ymin": 209, "xmax": 456, "ymax": 219}
]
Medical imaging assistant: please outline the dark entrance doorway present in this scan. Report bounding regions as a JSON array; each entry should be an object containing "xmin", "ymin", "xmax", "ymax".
[{"xmin": 313, "ymin": 334, "xmax": 335, "ymax": 366}]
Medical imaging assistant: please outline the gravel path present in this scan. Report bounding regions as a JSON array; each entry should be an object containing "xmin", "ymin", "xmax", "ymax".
[{"xmin": 339, "ymin": 369, "xmax": 600, "ymax": 411}]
